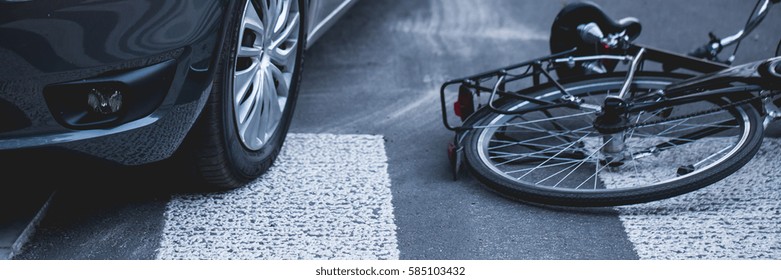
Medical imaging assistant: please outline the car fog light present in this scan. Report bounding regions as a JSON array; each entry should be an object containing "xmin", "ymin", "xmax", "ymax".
[{"xmin": 87, "ymin": 88, "xmax": 123, "ymax": 114}]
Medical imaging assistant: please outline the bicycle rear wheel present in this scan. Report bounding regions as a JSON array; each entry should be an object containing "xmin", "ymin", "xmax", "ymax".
[{"xmin": 462, "ymin": 73, "xmax": 764, "ymax": 207}]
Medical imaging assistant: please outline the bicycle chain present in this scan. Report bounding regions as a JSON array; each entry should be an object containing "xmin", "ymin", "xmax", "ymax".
[{"xmin": 597, "ymin": 90, "xmax": 781, "ymax": 131}]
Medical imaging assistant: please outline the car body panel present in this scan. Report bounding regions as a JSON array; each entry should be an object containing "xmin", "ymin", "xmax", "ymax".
[
  {"xmin": 306, "ymin": 0, "xmax": 358, "ymax": 48},
  {"xmin": 0, "ymin": 0, "xmax": 354, "ymax": 165}
]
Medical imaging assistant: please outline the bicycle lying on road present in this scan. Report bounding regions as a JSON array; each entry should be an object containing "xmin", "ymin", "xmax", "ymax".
[{"xmin": 441, "ymin": 0, "xmax": 781, "ymax": 207}]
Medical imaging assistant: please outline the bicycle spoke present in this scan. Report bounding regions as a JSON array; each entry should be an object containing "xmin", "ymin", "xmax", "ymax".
[
  {"xmin": 656, "ymin": 120, "xmax": 738, "ymax": 136},
  {"xmin": 575, "ymin": 152, "xmax": 621, "ymax": 190},
  {"xmin": 492, "ymin": 140, "xmax": 589, "ymax": 166},
  {"xmin": 490, "ymin": 151, "xmax": 587, "ymax": 163},
  {"xmin": 624, "ymin": 111, "xmax": 646, "ymax": 148},
  {"xmin": 690, "ymin": 144, "xmax": 734, "ymax": 167},
  {"xmin": 538, "ymin": 109, "xmax": 580, "ymax": 143},
  {"xmin": 517, "ymin": 131, "xmax": 595, "ymax": 180},
  {"xmin": 474, "ymin": 111, "xmax": 597, "ymax": 129},
  {"xmin": 504, "ymin": 159, "xmax": 593, "ymax": 175},
  {"xmin": 631, "ymin": 110, "xmax": 730, "ymax": 130},
  {"xmin": 504, "ymin": 117, "xmax": 590, "ymax": 139},
  {"xmin": 536, "ymin": 160, "xmax": 584, "ymax": 185},
  {"xmin": 488, "ymin": 126, "xmax": 592, "ymax": 151},
  {"xmin": 553, "ymin": 136, "xmax": 613, "ymax": 188},
  {"xmin": 490, "ymin": 139, "xmax": 586, "ymax": 151},
  {"xmin": 518, "ymin": 114, "xmax": 578, "ymax": 145},
  {"xmin": 630, "ymin": 119, "xmax": 738, "ymax": 156}
]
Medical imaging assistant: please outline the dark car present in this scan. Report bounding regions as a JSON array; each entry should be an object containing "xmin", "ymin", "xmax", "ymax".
[{"xmin": 0, "ymin": 0, "xmax": 356, "ymax": 188}]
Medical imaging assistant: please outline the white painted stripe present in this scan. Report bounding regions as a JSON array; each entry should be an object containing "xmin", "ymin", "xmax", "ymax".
[
  {"xmin": 613, "ymin": 138, "xmax": 781, "ymax": 259},
  {"xmin": 157, "ymin": 134, "xmax": 399, "ymax": 260}
]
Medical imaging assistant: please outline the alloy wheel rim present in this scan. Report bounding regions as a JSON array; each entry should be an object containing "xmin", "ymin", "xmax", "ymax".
[{"xmin": 233, "ymin": 0, "xmax": 300, "ymax": 151}]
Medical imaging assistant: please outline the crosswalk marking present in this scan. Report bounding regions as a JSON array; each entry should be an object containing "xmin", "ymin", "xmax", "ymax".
[
  {"xmin": 155, "ymin": 133, "xmax": 779, "ymax": 260},
  {"xmin": 615, "ymin": 139, "xmax": 781, "ymax": 259},
  {"xmin": 157, "ymin": 134, "xmax": 399, "ymax": 260}
]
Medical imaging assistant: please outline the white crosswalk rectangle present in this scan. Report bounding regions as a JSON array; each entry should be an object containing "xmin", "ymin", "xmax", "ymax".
[
  {"xmin": 157, "ymin": 134, "xmax": 399, "ymax": 260},
  {"xmin": 617, "ymin": 139, "xmax": 781, "ymax": 259}
]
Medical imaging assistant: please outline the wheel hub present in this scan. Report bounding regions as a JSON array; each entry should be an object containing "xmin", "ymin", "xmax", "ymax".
[
  {"xmin": 593, "ymin": 96, "xmax": 629, "ymax": 134},
  {"xmin": 593, "ymin": 96, "xmax": 631, "ymax": 169}
]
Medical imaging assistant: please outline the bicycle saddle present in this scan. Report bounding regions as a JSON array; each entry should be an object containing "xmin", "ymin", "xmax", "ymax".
[{"xmin": 550, "ymin": 1, "xmax": 642, "ymax": 54}]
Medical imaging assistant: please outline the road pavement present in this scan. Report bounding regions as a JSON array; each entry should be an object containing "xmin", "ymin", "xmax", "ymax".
[{"xmin": 9, "ymin": 0, "xmax": 781, "ymax": 260}]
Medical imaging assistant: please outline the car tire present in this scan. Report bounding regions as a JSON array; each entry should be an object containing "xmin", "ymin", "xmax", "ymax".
[{"xmin": 180, "ymin": 0, "xmax": 306, "ymax": 190}]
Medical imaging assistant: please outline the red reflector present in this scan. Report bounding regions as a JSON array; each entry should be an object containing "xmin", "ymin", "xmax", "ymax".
[{"xmin": 454, "ymin": 101, "xmax": 462, "ymax": 117}]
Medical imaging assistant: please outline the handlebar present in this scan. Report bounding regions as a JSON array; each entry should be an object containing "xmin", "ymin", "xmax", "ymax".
[{"xmin": 689, "ymin": 0, "xmax": 776, "ymax": 63}]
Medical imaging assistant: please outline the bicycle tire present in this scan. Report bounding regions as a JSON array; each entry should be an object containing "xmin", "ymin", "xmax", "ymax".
[{"xmin": 462, "ymin": 73, "xmax": 764, "ymax": 207}]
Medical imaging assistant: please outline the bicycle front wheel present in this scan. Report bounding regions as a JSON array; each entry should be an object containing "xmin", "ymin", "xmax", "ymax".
[{"xmin": 463, "ymin": 74, "xmax": 764, "ymax": 207}]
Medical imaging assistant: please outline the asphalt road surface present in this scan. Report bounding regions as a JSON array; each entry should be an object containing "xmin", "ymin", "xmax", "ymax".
[{"xmin": 9, "ymin": 0, "xmax": 781, "ymax": 260}]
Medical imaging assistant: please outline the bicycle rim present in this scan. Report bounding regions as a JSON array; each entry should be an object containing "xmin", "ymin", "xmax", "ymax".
[{"xmin": 464, "ymin": 74, "xmax": 763, "ymax": 207}]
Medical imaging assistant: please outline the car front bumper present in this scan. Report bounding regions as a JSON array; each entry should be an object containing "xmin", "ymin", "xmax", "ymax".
[{"xmin": 0, "ymin": 0, "xmax": 235, "ymax": 165}]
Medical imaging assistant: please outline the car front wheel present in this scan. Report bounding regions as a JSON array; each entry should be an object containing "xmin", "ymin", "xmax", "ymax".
[{"xmin": 183, "ymin": 0, "xmax": 305, "ymax": 190}]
